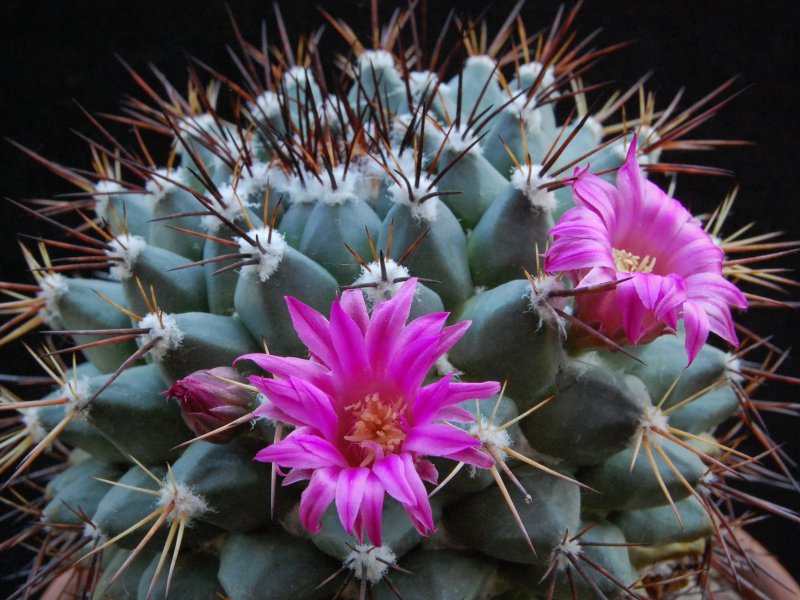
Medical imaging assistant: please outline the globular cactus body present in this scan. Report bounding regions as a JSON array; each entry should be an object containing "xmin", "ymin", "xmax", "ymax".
[{"xmin": 2, "ymin": 3, "xmax": 799, "ymax": 600}]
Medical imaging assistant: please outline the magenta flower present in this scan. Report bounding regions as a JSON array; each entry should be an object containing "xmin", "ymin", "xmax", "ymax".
[
  {"xmin": 165, "ymin": 367, "xmax": 254, "ymax": 443},
  {"xmin": 238, "ymin": 279, "xmax": 499, "ymax": 545},
  {"xmin": 545, "ymin": 138, "xmax": 747, "ymax": 362}
]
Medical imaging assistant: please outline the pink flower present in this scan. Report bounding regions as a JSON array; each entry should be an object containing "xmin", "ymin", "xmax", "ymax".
[
  {"xmin": 545, "ymin": 138, "xmax": 747, "ymax": 363},
  {"xmin": 238, "ymin": 279, "xmax": 499, "ymax": 545},
  {"xmin": 165, "ymin": 367, "xmax": 254, "ymax": 443}
]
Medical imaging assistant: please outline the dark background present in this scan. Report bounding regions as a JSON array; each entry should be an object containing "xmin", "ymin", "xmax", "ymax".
[{"xmin": 1, "ymin": 0, "xmax": 798, "ymax": 587}]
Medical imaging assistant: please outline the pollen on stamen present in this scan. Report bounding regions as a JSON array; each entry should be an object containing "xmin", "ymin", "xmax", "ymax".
[
  {"xmin": 612, "ymin": 248, "xmax": 656, "ymax": 273},
  {"xmin": 345, "ymin": 393, "xmax": 407, "ymax": 464}
]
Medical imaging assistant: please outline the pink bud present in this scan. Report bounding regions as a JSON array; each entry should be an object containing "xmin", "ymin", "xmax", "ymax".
[{"xmin": 165, "ymin": 367, "xmax": 254, "ymax": 443}]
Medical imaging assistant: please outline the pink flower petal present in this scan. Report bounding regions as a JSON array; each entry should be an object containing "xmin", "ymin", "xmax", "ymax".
[
  {"xmin": 256, "ymin": 432, "xmax": 348, "ymax": 469},
  {"xmin": 683, "ymin": 299, "xmax": 711, "ymax": 364},
  {"xmin": 403, "ymin": 423, "xmax": 481, "ymax": 457},
  {"xmin": 372, "ymin": 454, "xmax": 416, "ymax": 506},
  {"xmin": 329, "ymin": 298, "xmax": 369, "ymax": 379},
  {"xmin": 299, "ymin": 466, "xmax": 339, "ymax": 533},
  {"xmin": 285, "ymin": 296, "xmax": 336, "ymax": 367},
  {"xmin": 236, "ymin": 353, "xmax": 329, "ymax": 385},
  {"xmin": 335, "ymin": 467, "xmax": 370, "ymax": 535},
  {"xmin": 361, "ymin": 472, "xmax": 385, "ymax": 546},
  {"xmin": 340, "ymin": 289, "xmax": 370, "ymax": 334},
  {"xmin": 446, "ymin": 446, "xmax": 494, "ymax": 469}
]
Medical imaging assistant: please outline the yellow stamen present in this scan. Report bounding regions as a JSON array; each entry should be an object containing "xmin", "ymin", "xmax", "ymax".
[
  {"xmin": 613, "ymin": 248, "xmax": 656, "ymax": 273},
  {"xmin": 345, "ymin": 393, "xmax": 406, "ymax": 465}
]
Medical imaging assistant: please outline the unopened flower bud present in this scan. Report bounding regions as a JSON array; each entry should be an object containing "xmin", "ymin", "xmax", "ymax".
[{"xmin": 165, "ymin": 367, "xmax": 254, "ymax": 443}]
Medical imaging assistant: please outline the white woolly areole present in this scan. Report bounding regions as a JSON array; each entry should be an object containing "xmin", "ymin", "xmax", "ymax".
[
  {"xmin": 466, "ymin": 54, "xmax": 496, "ymax": 69},
  {"xmin": 511, "ymin": 165, "xmax": 556, "ymax": 213},
  {"xmin": 445, "ymin": 125, "xmax": 482, "ymax": 157},
  {"xmin": 435, "ymin": 353, "xmax": 457, "ymax": 377},
  {"xmin": 138, "ymin": 313, "xmax": 184, "ymax": 359},
  {"xmin": 311, "ymin": 164, "xmax": 359, "ymax": 206},
  {"xmin": 236, "ymin": 227, "xmax": 288, "ymax": 282},
  {"xmin": 177, "ymin": 113, "xmax": 218, "ymax": 139},
  {"xmin": 237, "ymin": 161, "xmax": 273, "ymax": 199},
  {"xmin": 613, "ymin": 126, "xmax": 660, "ymax": 166},
  {"xmin": 145, "ymin": 168, "xmax": 184, "ymax": 205},
  {"xmin": 285, "ymin": 66, "xmax": 312, "ymax": 85},
  {"xmin": 527, "ymin": 276, "xmax": 567, "ymax": 335},
  {"xmin": 105, "ymin": 235, "xmax": 147, "ymax": 281},
  {"xmin": 353, "ymin": 259, "xmax": 410, "ymax": 306},
  {"xmin": 725, "ymin": 353, "xmax": 745, "ymax": 383},
  {"xmin": 387, "ymin": 172, "xmax": 440, "ymax": 223},
  {"xmin": 517, "ymin": 62, "xmax": 556, "ymax": 91},
  {"xmin": 82, "ymin": 523, "xmax": 107, "ymax": 544},
  {"xmin": 408, "ymin": 70, "xmax": 438, "ymax": 97},
  {"xmin": 36, "ymin": 273, "xmax": 68, "ymax": 327},
  {"xmin": 251, "ymin": 90, "xmax": 281, "ymax": 119},
  {"xmin": 553, "ymin": 538, "xmax": 582, "ymax": 570},
  {"xmin": 22, "ymin": 408, "xmax": 47, "ymax": 443},
  {"xmin": 202, "ymin": 183, "xmax": 254, "ymax": 233},
  {"xmin": 93, "ymin": 180, "xmax": 125, "ymax": 218},
  {"xmin": 345, "ymin": 544, "xmax": 396, "ymax": 583},
  {"xmin": 640, "ymin": 405, "xmax": 669, "ymax": 445},
  {"xmin": 584, "ymin": 116, "xmax": 604, "ymax": 143},
  {"xmin": 469, "ymin": 421, "xmax": 512, "ymax": 451},
  {"xmin": 157, "ymin": 482, "xmax": 209, "ymax": 524},
  {"xmin": 507, "ymin": 94, "xmax": 545, "ymax": 135},
  {"xmin": 358, "ymin": 49, "xmax": 395, "ymax": 71},
  {"xmin": 61, "ymin": 377, "xmax": 92, "ymax": 414}
]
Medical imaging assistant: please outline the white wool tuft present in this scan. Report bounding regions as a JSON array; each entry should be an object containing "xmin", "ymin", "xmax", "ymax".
[
  {"xmin": 470, "ymin": 422, "xmax": 511, "ymax": 451},
  {"xmin": 408, "ymin": 70, "xmax": 438, "ymax": 97},
  {"xmin": 138, "ymin": 312, "xmax": 184, "ymax": 359},
  {"xmin": 445, "ymin": 125, "xmax": 482, "ymax": 157},
  {"xmin": 345, "ymin": 544, "xmax": 396, "ymax": 583},
  {"xmin": 158, "ymin": 482, "xmax": 209, "ymax": 523},
  {"xmin": 106, "ymin": 234, "xmax": 147, "ymax": 280},
  {"xmin": 22, "ymin": 408, "xmax": 47, "ymax": 443},
  {"xmin": 517, "ymin": 61, "xmax": 556, "ymax": 91},
  {"xmin": 37, "ymin": 273, "xmax": 68, "ymax": 327},
  {"xmin": 202, "ymin": 183, "xmax": 254, "ymax": 233},
  {"xmin": 725, "ymin": 353, "xmax": 744, "ymax": 383},
  {"xmin": 93, "ymin": 180, "xmax": 125, "ymax": 218},
  {"xmin": 510, "ymin": 164, "xmax": 556, "ymax": 213},
  {"xmin": 251, "ymin": 90, "xmax": 281, "ymax": 120},
  {"xmin": 61, "ymin": 377, "xmax": 92, "ymax": 413},
  {"xmin": 466, "ymin": 54, "xmax": 496, "ymax": 69},
  {"xmin": 309, "ymin": 164, "xmax": 358, "ymax": 206},
  {"xmin": 527, "ymin": 276, "xmax": 567, "ymax": 335},
  {"xmin": 237, "ymin": 227, "xmax": 288, "ymax": 282},
  {"xmin": 353, "ymin": 259, "xmax": 411, "ymax": 306},
  {"xmin": 285, "ymin": 66, "xmax": 312, "ymax": 84},
  {"xmin": 358, "ymin": 49, "xmax": 395, "ymax": 71},
  {"xmin": 387, "ymin": 171, "xmax": 439, "ymax": 223},
  {"xmin": 145, "ymin": 168, "xmax": 184, "ymax": 204},
  {"xmin": 553, "ymin": 538, "xmax": 582, "ymax": 570},
  {"xmin": 435, "ymin": 353, "xmax": 458, "ymax": 377},
  {"xmin": 177, "ymin": 113, "xmax": 218, "ymax": 138},
  {"xmin": 639, "ymin": 405, "xmax": 669, "ymax": 445}
]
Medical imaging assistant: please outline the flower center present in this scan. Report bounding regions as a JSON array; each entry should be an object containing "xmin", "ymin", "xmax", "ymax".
[
  {"xmin": 345, "ymin": 393, "xmax": 406, "ymax": 466},
  {"xmin": 612, "ymin": 248, "xmax": 656, "ymax": 273}
]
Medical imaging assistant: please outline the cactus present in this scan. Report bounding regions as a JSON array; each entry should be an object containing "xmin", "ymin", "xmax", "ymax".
[{"xmin": 2, "ymin": 3, "xmax": 799, "ymax": 599}]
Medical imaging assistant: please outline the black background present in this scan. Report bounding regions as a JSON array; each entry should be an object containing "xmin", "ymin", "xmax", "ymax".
[{"xmin": 1, "ymin": 0, "xmax": 799, "ymax": 587}]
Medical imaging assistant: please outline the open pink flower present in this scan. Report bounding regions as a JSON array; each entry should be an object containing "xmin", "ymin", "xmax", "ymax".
[
  {"xmin": 545, "ymin": 138, "xmax": 747, "ymax": 362},
  {"xmin": 238, "ymin": 279, "xmax": 499, "ymax": 545}
]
